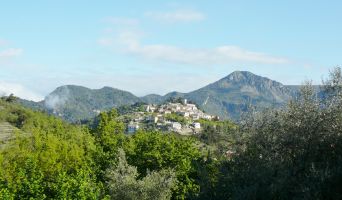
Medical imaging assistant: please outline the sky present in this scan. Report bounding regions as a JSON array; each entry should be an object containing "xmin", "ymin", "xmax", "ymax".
[{"xmin": 1, "ymin": 0, "xmax": 342, "ymax": 101}]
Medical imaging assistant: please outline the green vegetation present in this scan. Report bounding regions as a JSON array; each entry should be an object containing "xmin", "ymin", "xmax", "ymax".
[
  {"xmin": 124, "ymin": 131, "xmax": 201, "ymax": 199},
  {"xmin": 44, "ymin": 85, "xmax": 142, "ymax": 123},
  {"xmin": 105, "ymin": 149, "xmax": 176, "ymax": 200},
  {"xmin": 0, "ymin": 99, "xmax": 202, "ymax": 199},
  {"xmin": 165, "ymin": 113, "xmax": 188, "ymax": 125},
  {"xmin": 1, "ymin": 68, "xmax": 342, "ymax": 199},
  {"xmin": 0, "ymin": 99, "xmax": 100, "ymax": 199},
  {"xmin": 196, "ymin": 119, "xmax": 238, "ymax": 156},
  {"xmin": 117, "ymin": 102, "xmax": 147, "ymax": 115}
]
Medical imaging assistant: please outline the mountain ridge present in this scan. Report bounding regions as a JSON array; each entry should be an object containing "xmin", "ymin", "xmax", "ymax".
[{"xmin": 18, "ymin": 71, "xmax": 302, "ymax": 122}]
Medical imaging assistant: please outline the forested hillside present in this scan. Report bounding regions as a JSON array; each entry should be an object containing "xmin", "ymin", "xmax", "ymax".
[{"xmin": 1, "ymin": 68, "xmax": 342, "ymax": 199}]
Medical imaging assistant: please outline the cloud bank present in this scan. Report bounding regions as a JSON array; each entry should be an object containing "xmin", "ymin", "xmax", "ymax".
[
  {"xmin": 100, "ymin": 31, "xmax": 290, "ymax": 65},
  {"xmin": 44, "ymin": 86, "xmax": 70, "ymax": 110}
]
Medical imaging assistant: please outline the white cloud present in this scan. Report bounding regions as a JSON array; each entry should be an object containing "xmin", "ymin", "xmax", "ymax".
[
  {"xmin": 145, "ymin": 9, "xmax": 205, "ymax": 23},
  {"xmin": 106, "ymin": 17, "xmax": 139, "ymax": 26},
  {"xmin": 108, "ymin": 31, "xmax": 290, "ymax": 65},
  {"xmin": 0, "ymin": 48, "xmax": 23, "ymax": 58},
  {"xmin": 44, "ymin": 85, "xmax": 69, "ymax": 109},
  {"xmin": 0, "ymin": 81, "xmax": 44, "ymax": 101}
]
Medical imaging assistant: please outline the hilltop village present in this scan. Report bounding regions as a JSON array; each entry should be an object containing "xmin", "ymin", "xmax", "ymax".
[{"xmin": 121, "ymin": 99, "xmax": 219, "ymax": 135}]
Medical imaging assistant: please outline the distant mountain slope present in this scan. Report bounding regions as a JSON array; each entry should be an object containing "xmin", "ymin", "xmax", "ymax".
[
  {"xmin": 18, "ymin": 98, "xmax": 45, "ymax": 110},
  {"xmin": 43, "ymin": 85, "xmax": 142, "ymax": 122},
  {"xmin": 184, "ymin": 71, "xmax": 296, "ymax": 119},
  {"xmin": 141, "ymin": 91, "xmax": 186, "ymax": 104},
  {"xmin": 142, "ymin": 71, "xmax": 297, "ymax": 119},
  {"xmin": 140, "ymin": 94, "xmax": 164, "ymax": 104},
  {"xmin": 18, "ymin": 71, "xmax": 303, "ymax": 122},
  {"xmin": 141, "ymin": 71, "xmax": 298, "ymax": 120}
]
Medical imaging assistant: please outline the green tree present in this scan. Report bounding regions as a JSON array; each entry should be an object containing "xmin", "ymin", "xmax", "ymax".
[
  {"xmin": 105, "ymin": 149, "xmax": 176, "ymax": 200},
  {"xmin": 93, "ymin": 109, "xmax": 125, "ymax": 167},
  {"xmin": 124, "ymin": 131, "xmax": 201, "ymax": 199},
  {"xmin": 214, "ymin": 79, "xmax": 342, "ymax": 199},
  {"xmin": 0, "ymin": 100, "xmax": 101, "ymax": 199},
  {"xmin": 322, "ymin": 66, "xmax": 342, "ymax": 99},
  {"xmin": 5, "ymin": 94, "xmax": 17, "ymax": 103},
  {"xmin": 164, "ymin": 113, "xmax": 188, "ymax": 125}
]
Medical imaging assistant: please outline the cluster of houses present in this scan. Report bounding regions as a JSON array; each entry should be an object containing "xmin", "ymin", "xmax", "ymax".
[
  {"xmin": 127, "ymin": 99, "xmax": 218, "ymax": 134},
  {"xmin": 145, "ymin": 99, "xmax": 214, "ymax": 120}
]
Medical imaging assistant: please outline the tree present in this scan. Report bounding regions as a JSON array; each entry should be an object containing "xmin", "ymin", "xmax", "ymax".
[
  {"xmin": 124, "ymin": 131, "xmax": 201, "ymax": 199},
  {"xmin": 5, "ymin": 94, "xmax": 17, "ymax": 103},
  {"xmin": 93, "ymin": 109, "xmax": 126, "ymax": 172},
  {"xmin": 0, "ymin": 101, "xmax": 101, "ymax": 199},
  {"xmin": 214, "ymin": 80, "xmax": 342, "ymax": 199},
  {"xmin": 322, "ymin": 66, "xmax": 342, "ymax": 99},
  {"xmin": 105, "ymin": 149, "xmax": 175, "ymax": 200}
]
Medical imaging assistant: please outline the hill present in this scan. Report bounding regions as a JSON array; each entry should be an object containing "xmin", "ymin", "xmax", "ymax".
[
  {"xmin": 17, "ymin": 71, "xmax": 303, "ymax": 122},
  {"xmin": 143, "ymin": 71, "xmax": 297, "ymax": 119},
  {"xmin": 185, "ymin": 71, "xmax": 296, "ymax": 119},
  {"xmin": 41, "ymin": 85, "xmax": 142, "ymax": 122}
]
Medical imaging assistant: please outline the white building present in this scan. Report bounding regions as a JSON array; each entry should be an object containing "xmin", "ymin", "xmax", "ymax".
[
  {"xmin": 171, "ymin": 122, "xmax": 182, "ymax": 131},
  {"xmin": 164, "ymin": 110, "xmax": 172, "ymax": 114},
  {"xmin": 178, "ymin": 111, "xmax": 190, "ymax": 118},
  {"xmin": 145, "ymin": 105, "xmax": 156, "ymax": 113},
  {"xmin": 128, "ymin": 122, "xmax": 139, "ymax": 134},
  {"xmin": 187, "ymin": 104, "xmax": 197, "ymax": 111},
  {"xmin": 203, "ymin": 114, "xmax": 212, "ymax": 120},
  {"xmin": 193, "ymin": 122, "xmax": 201, "ymax": 129},
  {"xmin": 146, "ymin": 115, "xmax": 158, "ymax": 123},
  {"xmin": 168, "ymin": 103, "xmax": 181, "ymax": 111}
]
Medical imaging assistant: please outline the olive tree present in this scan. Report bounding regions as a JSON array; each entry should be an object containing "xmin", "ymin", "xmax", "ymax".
[
  {"xmin": 215, "ymin": 68, "xmax": 342, "ymax": 199},
  {"xmin": 105, "ymin": 149, "xmax": 176, "ymax": 200}
]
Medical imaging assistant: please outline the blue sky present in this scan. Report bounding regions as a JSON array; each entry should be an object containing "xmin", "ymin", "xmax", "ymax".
[{"xmin": 1, "ymin": 0, "xmax": 341, "ymax": 101}]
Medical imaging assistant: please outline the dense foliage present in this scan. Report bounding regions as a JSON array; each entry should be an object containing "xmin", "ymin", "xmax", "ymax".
[
  {"xmin": 105, "ymin": 149, "xmax": 176, "ymax": 200},
  {"xmin": 210, "ymin": 69, "xmax": 342, "ymax": 200},
  {"xmin": 0, "ymin": 99, "xmax": 100, "ymax": 199},
  {"xmin": 1, "ymin": 68, "xmax": 342, "ymax": 199},
  {"xmin": 212, "ymin": 84, "xmax": 342, "ymax": 199}
]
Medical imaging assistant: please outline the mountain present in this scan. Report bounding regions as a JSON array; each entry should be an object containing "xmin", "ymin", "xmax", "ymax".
[
  {"xmin": 18, "ymin": 71, "xmax": 301, "ymax": 122},
  {"xmin": 144, "ymin": 71, "xmax": 297, "ymax": 119},
  {"xmin": 140, "ymin": 94, "xmax": 164, "ymax": 104},
  {"xmin": 141, "ymin": 91, "xmax": 186, "ymax": 104},
  {"xmin": 184, "ymin": 71, "xmax": 296, "ymax": 119},
  {"xmin": 42, "ymin": 85, "xmax": 141, "ymax": 122},
  {"xmin": 17, "ymin": 98, "xmax": 45, "ymax": 110}
]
